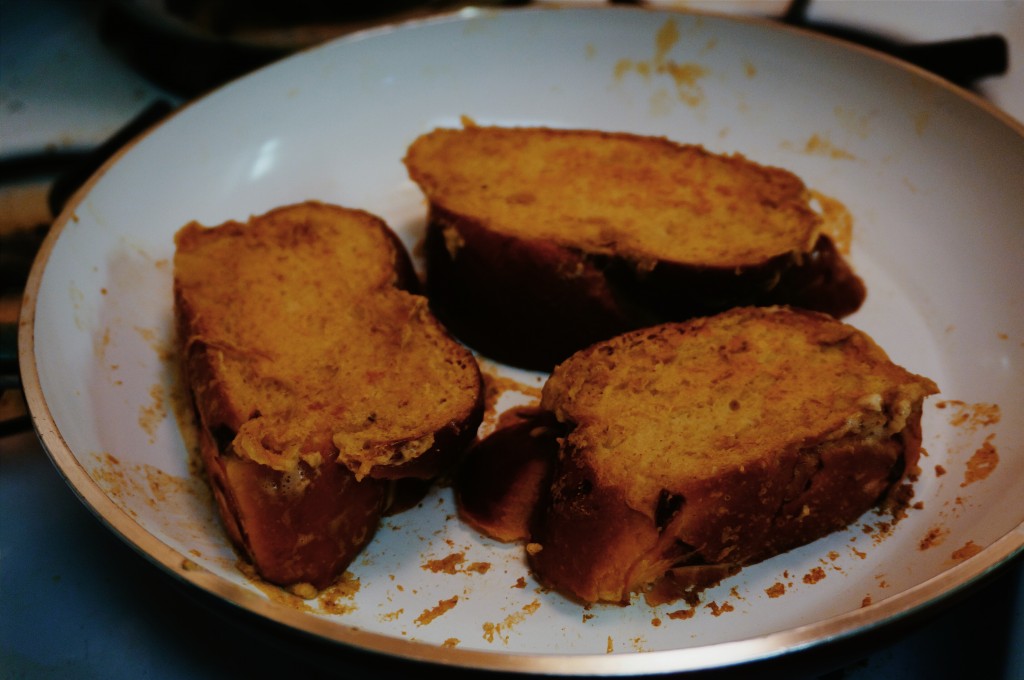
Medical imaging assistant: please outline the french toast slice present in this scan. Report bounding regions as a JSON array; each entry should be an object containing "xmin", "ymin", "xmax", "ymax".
[
  {"xmin": 457, "ymin": 306, "xmax": 937, "ymax": 605},
  {"xmin": 174, "ymin": 201, "xmax": 484, "ymax": 590},
  {"xmin": 404, "ymin": 125, "xmax": 865, "ymax": 370}
]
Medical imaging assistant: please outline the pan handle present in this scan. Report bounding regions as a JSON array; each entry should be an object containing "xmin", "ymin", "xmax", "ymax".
[{"xmin": 779, "ymin": 0, "xmax": 1008, "ymax": 87}]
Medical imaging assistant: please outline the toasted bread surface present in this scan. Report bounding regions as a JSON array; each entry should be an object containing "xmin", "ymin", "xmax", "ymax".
[
  {"xmin": 174, "ymin": 201, "xmax": 484, "ymax": 588},
  {"xmin": 175, "ymin": 201, "xmax": 482, "ymax": 478},
  {"xmin": 405, "ymin": 126, "xmax": 865, "ymax": 370},
  {"xmin": 542, "ymin": 306, "xmax": 935, "ymax": 512},
  {"xmin": 521, "ymin": 306, "xmax": 938, "ymax": 603},
  {"xmin": 405, "ymin": 126, "xmax": 820, "ymax": 268}
]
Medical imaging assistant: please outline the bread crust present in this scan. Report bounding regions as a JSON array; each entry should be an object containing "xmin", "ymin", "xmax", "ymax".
[
  {"xmin": 174, "ymin": 201, "xmax": 484, "ymax": 589},
  {"xmin": 422, "ymin": 207, "xmax": 640, "ymax": 370},
  {"xmin": 530, "ymin": 427, "xmax": 918, "ymax": 604},
  {"xmin": 407, "ymin": 126, "xmax": 866, "ymax": 371},
  {"xmin": 454, "ymin": 408, "xmax": 562, "ymax": 543},
  {"xmin": 456, "ymin": 306, "xmax": 937, "ymax": 605},
  {"xmin": 199, "ymin": 424, "xmax": 388, "ymax": 589}
]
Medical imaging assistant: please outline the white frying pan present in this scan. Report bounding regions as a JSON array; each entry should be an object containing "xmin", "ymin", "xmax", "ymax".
[{"xmin": 20, "ymin": 6, "xmax": 1024, "ymax": 675}]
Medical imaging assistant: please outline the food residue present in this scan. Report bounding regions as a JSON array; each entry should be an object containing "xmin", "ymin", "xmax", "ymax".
[
  {"xmin": 422, "ymin": 552, "xmax": 491, "ymax": 576},
  {"xmin": 962, "ymin": 434, "xmax": 999, "ymax": 487},
  {"xmin": 627, "ymin": 636, "xmax": 649, "ymax": 653},
  {"xmin": 654, "ymin": 18, "xmax": 679, "ymax": 64},
  {"xmin": 783, "ymin": 133, "xmax": 856, "ymax": 160},
  {"xmin": 802, "ymin": 567, "xmax": 826, "ymax": 584},
  {"xmin": 611, "ymin": 18, "xmax": 709, "ymax": 109},
  {"xmin": 318, "ymin": 573, "xmax": 361, "ymax": 614},
  {"xmin": 862, "ymin": 519, "xmax": 896, "ymax": 547},
  {"xmin": 237, "ymin": 561, "xmax": 314, "ymax": 611},
  {"xmin": 482, "ymin": 600, "xmax": 542, "ymax": 644},
  {"xmin": 919, "ymin": 525, "xmax": 950, "ymax": 551},
  {"xmin": 951, "ymin": 541, "xmax": 983, "ymax": 561},
  {"xmin": 705, "ymin": 600, "xmax": 734, "ymax": 616},
  {"xmin": 806, "ymin": 133, "xmax": 856, "ymax": 159},
  {"xmin": 667, "ymin": 606, "xmax": 697, "ymax": 620},
  {"xmin": 380, "ymin": 609, "xmax": 403, "ymax": 622},
  {"xmin": 936, "ymin": 400, "xmax": 1001, "ymax": 430},
  {"xmin": 89, "ymin": 452, "xmax": 212, "ymax": 519},
  {"xmin": 415, "ymin": 596, "xmax": 459, "ymax": 626},
  {"xmin": 138, "ymin": 383, "xmax": 167, "ymax": 444}
]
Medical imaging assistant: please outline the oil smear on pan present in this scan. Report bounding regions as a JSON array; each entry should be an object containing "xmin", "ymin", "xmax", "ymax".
[
  {"xmin": 607, "ymin": 18, "xmax": 711, "ymax": 113},
  {"xmin": 781, "ymin": 132, "xmax": 857, "ymax": 160},
  {"xmin": 87, "ymin": 450, "xmax": 231, "ymax": 568},
  {"xmin": 87, "ymin": 243, "xmax": 239, "ymax": 569},
  {"xmin": 780, "ymin": 106, "xmax": 864, "ymax": 160}
]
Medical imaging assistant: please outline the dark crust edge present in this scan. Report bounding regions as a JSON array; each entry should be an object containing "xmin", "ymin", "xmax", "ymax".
[{"xmin": 424, "ymin": 207, "xmax": 865, "ymax": 372}]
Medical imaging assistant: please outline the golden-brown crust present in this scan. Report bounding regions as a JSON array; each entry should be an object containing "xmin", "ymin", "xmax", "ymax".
[
  {"xmin": 458, "ymin": 307, "xmax": 938, "ymax": 605},
  {"xmin": 407, "ymin": 126, "xmax": 866, "ymax": 371},
  {"xmin": 405, "ymin": 126, "xmax": 822, "ymax": 267},
  {"xmin": 196, "ymin": 421, "xmax": 388, "ymax": 590},
  {"xmin": 541, "ymin": 307, "xmax": 935, "ymax": 512},
  {"xmin": 365, "ymin": 382, "xmax": 485, "ymax": 482},
  {"xmin": 174, "ymin": 201, "xmax": 484, "ymax": 589}
]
